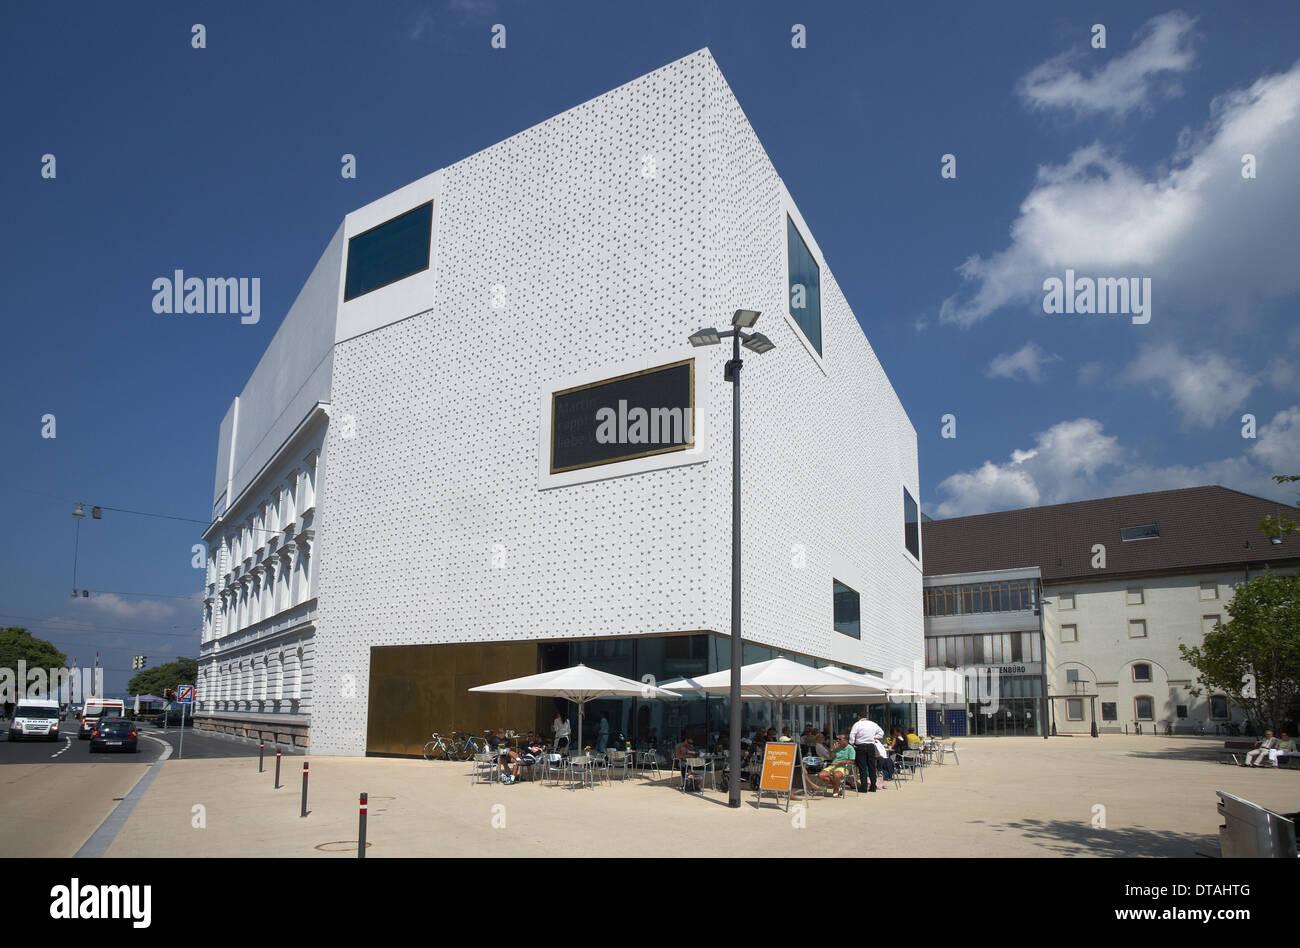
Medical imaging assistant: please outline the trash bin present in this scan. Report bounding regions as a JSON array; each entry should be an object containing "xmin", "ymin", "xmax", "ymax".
[{"xmin": 1217, "ymin": 791, "xmax": 1298, "ymax": 858}]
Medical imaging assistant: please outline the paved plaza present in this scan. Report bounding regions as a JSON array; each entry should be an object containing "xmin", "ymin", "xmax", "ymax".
[{"xmin": 96, "ymin": 735, "xmax": 1300, "ymax": 858}]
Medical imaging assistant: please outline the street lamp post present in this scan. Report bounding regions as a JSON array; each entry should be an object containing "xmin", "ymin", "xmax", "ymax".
[{"xmin": 689, "ymin": 309, "xmax": 775, "ymax": 809}]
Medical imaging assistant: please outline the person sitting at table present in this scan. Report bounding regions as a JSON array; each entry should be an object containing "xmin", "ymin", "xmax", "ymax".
[
  {"xmin": 906, "ymin": 727, "xmax": 923, "ymax": 747},
  {"xmin": 489, "ymin": 727, "xmax": 522, "ymax": 783},
  {"xmin": 765, "ymin": 727, "xmax": 778, "ymax": 743},
  {"xmin": 811, "ymin": 734, "xmax": 855, "ymax": 797},
  {"xmin": 874, "ymin": 736, "xmax": 895, "ymax": 782},
  {"xmin": 813, "ymin": 732, "xmax": 831, "ymax": 761},
  {"xmin": 890, "ymin": 727, "xmax": 908, "ymax": 756}
]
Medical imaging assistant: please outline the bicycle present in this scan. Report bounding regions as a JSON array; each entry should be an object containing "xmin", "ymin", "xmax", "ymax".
[
  {"xmin": 422, "ymin": 732, "xmax": 455, "ymax": 761},
  {"xmin": 451, "ymin": 731, "xmax": 487, "ymax": 760}
]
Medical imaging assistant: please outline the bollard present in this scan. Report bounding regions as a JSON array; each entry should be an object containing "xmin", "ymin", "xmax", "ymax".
[
  {"xmin": 300, "ymin": 762, "xmax": 309, "ymax": 818},
  {"xmin": 259, "ymin": 740, "xmax": 265, "ymax": 773},
  {"xmin": 275, "ymin": 748, "xmax": 282, "ymax": 789},
  {"xmin": 358, "ymin": 792, "xmax": 367, "ymax": 859}
]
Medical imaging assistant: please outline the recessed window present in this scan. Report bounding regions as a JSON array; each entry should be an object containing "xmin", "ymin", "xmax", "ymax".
[
  {"xmin": 1132, "ymin": 663, "xmax": 1152, "ymax": 682},
  {"xmin": 1126, "ymin": 587, "xmax": 1144, "ymax": 606},
  {"xmin": 1058, "ymin": 592, "xmax": 1075, "ymax": 611},
  {"xmin": 786, "ymin": 215, "xmax": 822, "ymax": 355},
  {"xmin": 1210, "ymin": 695, "xmax": 1228, "ymax": 719},
  {"xmin": 833, "ymin": 580, "xmax": 860, "ymax": 639},
  {"xmin": 1121, "ymin": 523, "xmax": 1160, "ymax": 541},
  {"xmin": 1199, "ymin": 581, "xmax": 1218, "ymax": 600},
  {"xmin": 1065, "ymin": 669, "xmax": 1080, "ymax": 684},
  {"xmin": 1101, "ymin": 702, "xmax": 1118, "ymax": 721},
  {"xmin": 1060, "ymin": 623, "xmax": 1078, "ymax": 643},
  {"xmin": 903, "ymin": 488, "xmax": 920, "ymax": 560},
  {"xmin": 1202, "ymin": 615, "xmax": 1221, "ymax": 636},
  {"xmin": 1176, "ymin": 705, "xmax": 1188, "ymax": 718},
  {"xmin": 1128, "ymin": 619, "xmax": 1147, "ymax": 638},
  {"xmin": 1066, "ymin": 699, "xmax": 1084, "ymax": 721},
  {"xmin": 344, "ymin": 202, "xmax": 433, "ymax": 301},
  {"xmin": 1135, "ymin": 696, "xmax": 1154, "ymax": 721}
]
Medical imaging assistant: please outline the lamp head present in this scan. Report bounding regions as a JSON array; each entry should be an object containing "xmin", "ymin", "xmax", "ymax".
[
  {"xmin": 732, "ymin": 309, "xmax": 761, "ymax": 329},
  {"xmin": 742, "ymin": 333, "xmax": 775, "ymax": 354},
  {"xmin": 688, "ymin": 328, "xmax": 721, "ymax": 347}
]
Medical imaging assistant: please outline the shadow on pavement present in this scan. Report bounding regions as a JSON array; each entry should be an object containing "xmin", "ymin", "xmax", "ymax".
[{"xmin": 978, "ymin": 817, "xmax": 1216, "ymax": 856}]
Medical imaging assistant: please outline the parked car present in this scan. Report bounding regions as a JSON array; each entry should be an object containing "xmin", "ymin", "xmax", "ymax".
[
  {"xmin": 8, "ymin": 698, "xmax": 61, "ymax": 741},
  {"xmin": 88, "ymin": 717, "xmax": 138, "ymax": 753}
]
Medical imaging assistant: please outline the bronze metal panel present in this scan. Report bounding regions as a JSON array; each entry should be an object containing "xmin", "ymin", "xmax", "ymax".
[{"xmin": 366, "ymin": 642, "xmax": 541, "ymax": 756}]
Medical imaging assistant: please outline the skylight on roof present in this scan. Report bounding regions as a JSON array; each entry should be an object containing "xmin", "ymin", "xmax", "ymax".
[{"xmin": 1120, "ymin": 523, "xmax": 1160, "ymax": 541}]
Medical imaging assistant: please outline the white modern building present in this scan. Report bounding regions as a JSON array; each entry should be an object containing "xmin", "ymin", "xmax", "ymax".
[
  {"xmin": 921, "ymin": 487, "xmax": 1300, "ymax": 736},
  {"xmin": 196, "ymin": 49, "xmax": 922, "ymax": 756}
]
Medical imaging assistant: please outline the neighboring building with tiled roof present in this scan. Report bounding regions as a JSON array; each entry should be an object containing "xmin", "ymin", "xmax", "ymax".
[{"xmin": 919, "ymin": 486, "xmax": 1299, "ymax": 737}]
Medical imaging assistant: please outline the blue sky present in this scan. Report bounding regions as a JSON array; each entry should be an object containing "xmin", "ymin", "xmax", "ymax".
[{"xmin": 1, "ymin": 1, "xmax": 1297, "ymax": 693}]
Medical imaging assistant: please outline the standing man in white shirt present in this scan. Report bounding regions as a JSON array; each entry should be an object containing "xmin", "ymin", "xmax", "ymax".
[{"xmin": 848, "ymin": 712, "xmax": 885, "ymax": 792}]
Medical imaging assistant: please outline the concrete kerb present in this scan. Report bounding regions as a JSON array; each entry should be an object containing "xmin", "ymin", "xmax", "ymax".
[{"xmin": 75, "ymin": 733, "xmax": 172, "ymax": 858}]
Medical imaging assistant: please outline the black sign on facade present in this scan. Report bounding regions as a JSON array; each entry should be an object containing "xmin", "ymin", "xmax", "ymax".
[{"xmin": 550, "ymin": 359, "xmax": 695, "ymax": 474}]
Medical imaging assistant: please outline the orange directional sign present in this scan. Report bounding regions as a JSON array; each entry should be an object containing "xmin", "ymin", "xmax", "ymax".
[{"xmin": 759, "ymin": 742, "xmax": 797, "ymax": 792}]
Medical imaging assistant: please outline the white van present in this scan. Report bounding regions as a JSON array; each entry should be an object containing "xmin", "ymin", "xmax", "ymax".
[
  {"xmin": 78, "ymin": 697, "xmax": 126, "ymax": 740},
  {"xmin": 9, "ymin": 697, "xmax": 62, "ymax": 742}
]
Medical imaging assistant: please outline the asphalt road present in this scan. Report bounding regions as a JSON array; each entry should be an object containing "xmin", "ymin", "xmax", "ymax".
[{"xmin": 1, "ymin": 720, "xmax": 272, "ymax": 764}]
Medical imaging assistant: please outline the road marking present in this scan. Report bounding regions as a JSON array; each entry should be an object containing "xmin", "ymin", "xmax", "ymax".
[
  {"xmin": 50, "ymin": 734, "xmax": 73, "ymax": 758},
  {"xmin": 75, "ymin": 733, "xmax": 172, "ymax": 858}
]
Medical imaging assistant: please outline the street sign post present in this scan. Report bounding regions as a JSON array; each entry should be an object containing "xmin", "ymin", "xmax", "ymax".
[{"xmin": 176, "ymin": 685, "xmax": 194, "ymax": 759}]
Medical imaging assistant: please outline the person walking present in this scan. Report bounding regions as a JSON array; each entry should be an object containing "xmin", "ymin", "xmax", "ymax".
[{"xmin": 849, "ymin": 711, "xmax": 885, "ymax": 792}]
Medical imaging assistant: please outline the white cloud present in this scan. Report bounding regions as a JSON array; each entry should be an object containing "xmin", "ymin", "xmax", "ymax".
[
  {"xmin": 1249, "ymin": 405, "xmax": 1300, "ymax": 473},
  {"xmin": 1078, "ymin": 361, "xmax": 1104, "ymax": 384},
  {"xmin": 932, "ymin": 418, "xmax": 1123, "ymax": 517},
  {"xmin": 931, "ymin": 412, "xmax": 1299, "ymax": 517},
  {"xmin": 986, "ymin": 341, "xmax": 1062, "ymax": 382},
  {"xmin": 410, "ymin": 8, "xmax": 436, "ymax": 40},
  {"xmin": 1266, "ymin": 357, "xmax": 1299, "ymax": 392},
  {"xmin": 67, "ymin": 594, "xmax": 182, "ymax": 624},
  {"xmin": 940, "ymin": 59, "xmax": 1300, "ymax": 328},
  {"xmin": 1118, "ymin": 342, "xmax": 1256, "ymax": 429},
  {"xmin": 1018, "ymin": 12, "xmax": 1198, "ymax": 118}
]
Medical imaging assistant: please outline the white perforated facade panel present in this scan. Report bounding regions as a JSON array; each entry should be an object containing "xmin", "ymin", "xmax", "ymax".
[{"xmin": 300, "ymin": 49, "xmax": 920, "ymax": 755}]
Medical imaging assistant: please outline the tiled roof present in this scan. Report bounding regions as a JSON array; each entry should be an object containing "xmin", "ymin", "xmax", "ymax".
[{"xmin": 922, "ymin": 485, "xmax": 1300, "ymax": 582}]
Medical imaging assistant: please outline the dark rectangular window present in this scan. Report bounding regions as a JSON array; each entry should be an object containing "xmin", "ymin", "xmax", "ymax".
[
  {"xmin": 1101, "ymin": 702, "xmax": 1117, "ymax": 721},
  {"xmin": 1135, "ymin": 696, "xmax": 1154, "ymax": 720},
  {"xmin": 550, "ymin": 360, "xmax": 694, "ymax": 474},
  {"xmin": 344, "ymin": 202, "xmax": 433, "ymax": 301},
  {"xmin": 786, "ymin": 215, "xmax": 822, "ymax": 355},
  {"xmin": 833, "ymin": 580, "xmax": 860, "ymax": 639},
  {"xmin": 903, "ymin": 488, "xmax": 920, "ymax": 560},
  {"xmin": 1120, "ymin": 522, "xmax": 1160, "ymax": 541},
  {"xmin": 1210, "ymin": 695, "xmax": 1228, "ymax": 719}
]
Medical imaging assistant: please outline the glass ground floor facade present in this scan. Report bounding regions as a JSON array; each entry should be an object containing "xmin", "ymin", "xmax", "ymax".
[
  {"xmin": 924, "ymin": 672, "xmax": 1047, "ymax": 737},
  {"xmin": 365, "ymin": 632, "xmax": 918, "ymax": 756}
]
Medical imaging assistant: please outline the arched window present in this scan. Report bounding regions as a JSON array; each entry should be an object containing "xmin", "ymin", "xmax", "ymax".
[
  {"xmin": 293, "ymin": 647, "xmax": 304, "ymax": 700},
  {"xmin": 275, "ymin": 651, "xmax": 286, "ymax": 701}
]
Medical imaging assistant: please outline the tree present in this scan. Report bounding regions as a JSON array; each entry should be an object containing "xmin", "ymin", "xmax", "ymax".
[
  {"xmin": 0, "ymin": 626, "xmax": 69, "ymax": 671},
  {"xmin": 0, "ymin": 627, "xmax": 69, "ymax": 704},
  {"xmin": 1258, "ymin": 474, "xmax": 1299, "ymax": 540},
  {"xmin": 1180, "ymin": 571, "xmax": 1300, "ymax": 732},
  {"xmin": 127, "ymin": 657, "xmax": 198, "ymax": 697}
]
